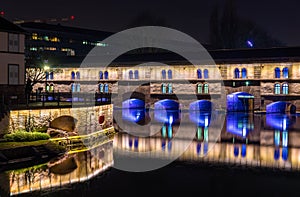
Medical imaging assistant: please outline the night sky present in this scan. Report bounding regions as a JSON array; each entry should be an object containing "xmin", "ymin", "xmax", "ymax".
[{"xmin": 1, "ymin": 0, "xmax": 300, "ymax": 46}]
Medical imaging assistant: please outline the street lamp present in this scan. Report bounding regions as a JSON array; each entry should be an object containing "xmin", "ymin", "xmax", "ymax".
[{"xmin": 44, "ymin": 65, "xmax": 50, "ymax": 92}]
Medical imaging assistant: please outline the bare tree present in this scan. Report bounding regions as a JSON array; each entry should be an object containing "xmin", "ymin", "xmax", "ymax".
[{"xmin": 25, "ymin": 67, "xmax": 46, "ymax": 93}]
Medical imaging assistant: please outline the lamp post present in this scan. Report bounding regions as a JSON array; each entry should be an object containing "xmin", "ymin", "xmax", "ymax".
[{"xmin": 44, "ymin": 64, "xmax": 50, "ymax": 104}]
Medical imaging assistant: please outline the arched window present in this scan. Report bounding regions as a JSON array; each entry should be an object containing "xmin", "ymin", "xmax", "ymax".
[
  {"xmin": 99, "ymin": 71, "xmax": 103, "ymax": 79},
  {"xmin": 71, "ymin": 83, "xmax": 76, "ymax": 92},
  {"xmin": 71, "ymin": 71, "xmax": 75, "ymax": 80},
  {"xmin": 99, "ymin": 83, "xmax": 104, "ymax": 93},
  {"xmin": 197, "ymin": 83, "xmax": 202, "ymax": 94},
  {"xmin": 204, "ymin": 69, "xmax": 209, "ymax": 79},
  {"xmin": 274, "ymin": 83, "xmax": 281, "ymax": 94},
  {"xmin": 241, "ymin": 68, "xmax": 247, "ymax": 78},
  {"xmin": 49, "ymin": 72, "xmax": 53, "ymax": 80},
  {"xmin": 49, "ymin": 84, "xmax": 54, "ymax": 92},
  {"xmin": 275, "ymin": 67, "xmax": 280, "ymax": 78},
  {"xmin": 162, "ymin": 70, "xmax": 166, "ymax": 79},
  {"xmin": 45, "ymin": 71, "xmax": 49, "ymax": 80},
  {"xmin": 134, "ymin": 70, "xmax": 139, "ymax": 79},
  {"xmin": 282, "ymin": 83, "xmax": 288, "ymax": 94},
  {"xmin": 167, "ymin": 70, "xmax": 172, "ymax": 79},
  {"xmin": 204, "ymin": 83, "xmax": 209, "ymax": 94},
  {"xmin": 197, "ymin": 69, "xmax": 202, "ymax": 79},
  {"xmin": 129, "ymin": 70, "xmax": 133, "ymax": 79},
  {"xmin": 45, "ymin": 83, "xmax": 50, "ymax": 92},
  {"xmin": 234, "ymin": 68, "xmax": 240, "ymax": 78},
  {"xmin": 168, "ymin": 83, "xmax": 173, "ymax": 94},
  {"xmin": 283, "ymin": 67, "xmax": 289, "ymax": 78},
  {"xmin": 76, "ymin": 83, "xmax": 80, "ymax": 92},
  {"xmin": 104, "ymin": 84, "xmax": 109, "ymax": 93},
  {"xmin": 161, "ymin": 83, "xmax": 167, "ymax": 94},
  {"xmin": 76, "ymin": 71, "xmax": 80, "ymax": 79},
  {"xmin": 104, "ymin": 71, "xmax": 109, "ymax": 79}
]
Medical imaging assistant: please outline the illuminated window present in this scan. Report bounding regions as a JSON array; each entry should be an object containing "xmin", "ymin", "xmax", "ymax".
[
  {"xmin": 32, "ymin": 33, "xmax": 38, "ymax": 40},
  {"xmin": 104, "ymin": 84, "xmax": 109, "ymax": 93},
  {"xmin": 99, "ymin": 71, "xmax": 103, "ymax": 79},
  {"xmin": 76, "ymin": 83, "xmax": 81, "ymax": 92},
  {"xmin": 30, "ymin": 47, "xmax": 37, "ymax": 51},
  {"xmin": 283, "ymin": 67, "xmax": 289, "ymax": 78},
  {"xmin": 162, "ymin": 70, "xmax": 166, "ymax": 79},
  {"xmin": 204, "ymin": 83, "xmax": 209, "ymax": 94},
  {"xmin": 129, "ymin": 70, "xmax": 133, "ymax": 79},
  {"xmin": 71, "ymin": 71, "xmax": 75, "ymax": 80},
  {"xmin": 46, "ymin": 83, "xmax": 50, "ymax": 92},
  {"xmin": 104, "ymin": 71, "xmax": 109, "ymax": 79},
  {"xmin": 45, "ymin": 72, "xmax": 49, "ymax": 80},
  {"xmin": 168, "ymin": 83, "xmax": 173, "ymax": 94},
  {"xmin": 49, "ymin": 72, "xmax": 54, "ymax": 80},
  {"xmin": 167, "ymin": 69, "xmax": 172, "ymax": 79},
  {"xmin": 134, "ymin": 70, "xmax": 139, "ymax": 79},
  {"xmin": 99, "ymin": 83, "xmax": 104, "ymax": 93},
  {"xmin": 197, "ymin": 83, "xmax": 202, "ymax": 94},
  {"xmin": 76, "ymin": 71, "xmax": 80, "ymax": 79},
  {"xmin": 274, "ymin": 67, "xmax": 280, "ymax": 78},
  {"xmin": 197, "ymin": 69, "xmax": 202, "ymax": 79},
  {"xmin": 161, "ymin": 83, "xmax": 167, "ymax": 93},
  {"xmin": 242, "ymin": 68, "xmax": 247, "ymax": 78},
  {"xmin": 282, "ymin": 83, "xmax": 288, "ymax": 94},
  {"xmin": 71, "ymin": 83, "xmax": 76, "ymax": 92},
  {"xmin": 274, "ymin": 83, "xmax": 281, "ymax": 94},
  {"xmin": 204, "ymin": 69, "xmax": 209, "ymax": 79},
  {"xmin": 49, "ymin": 84, "xmax": 54, "ymax": 92},
  {"xmin": 234, "ymin": 68, "xmax": 240, "ymax": 78}
]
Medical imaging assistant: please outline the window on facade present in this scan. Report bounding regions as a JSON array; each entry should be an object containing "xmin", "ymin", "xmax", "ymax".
[
  {"xmin": 71, "ymin": 71, "xmax": 75, "ymax": 80},
  {"xmin": 99, "ymin": 71, "xmax": 103, "ymax": 79},
  {"xmin": 45, "ymin": 72, "xmax": 49, "ymax": 80},
  {"xmin": 76, "ymin": 71, "xmax": 80, "ymax": 79},
  {"xmin": 197, "ymin": 84, "xmax": 203, "ymax": 94},
  {"xmin": 197, "ymin": 69, "xmax": 202, "ymax": 79},
  {"xmin": 204, "ymin": 83, "xmax": 209, "ymax": 94},
  {"xmin": 204, "ymin": 69, "xmax": 209, "ymax": 79},
  {"xmin": 129, "ymin": 70, "xmax": 133, "ymax": 79},
  {"xmin": 104, "ymin": 84, "xmax": 109, "ymax": 93},
  {"xmin": 275, "ymin": 67, "xmax": 280, "ymax": 78},
  {"xmin": 234, "ymin": 68, "xmax": 240, "ymax": 78},
  {"xmin": 242, "ymin": 68, "xmax": 247, "ymax": 78},
  {"xmin": 283, "ymin": 67, "xmax": 289, "ymax": 78},
  {"xmin": 161, "ymin": 83, "xmax": 167, "ymax": 93},
  {"xmin": 8, "ymin": 64, "xmax": 19, "ymax": 85},
  {"xmin": 282, "ymin": 83, "xmax": 288, "ymax": 94},
  {"xmin": 76, "ymin": 83, "xmax": 81, "ymax": 92},
  {"xmin": 134, "ymin": 70, "xmax": 139, "ymax": 79},
  {"xmin": 49, "ymin": 84, "xmax": 54, "ymax": 92},
  {"xmin": 71, "ymin": 83, "xmax": 76, "ymax": 92},
  {"xmin": 8, "ymin": 33, "xmax": 19, "ymax": 52},
  {"xmin": 49, "ymin": 72, "xmax": 54, "ymax": 80},
  {"xmin": 104, "ymin": 71, "xmax": 109, "ymax": 79},
  {"xmin": 168, "ymin": 83, "xmax": 173, "ymax": 94},
  {"xmin": 168, "ymin": 70, "xmax": 172, "ymax": 79},
  {"xmin": 162, "ymin": 70, "xmax": 166, "ymax": 79},
  {"xmin": 274, "ymin": 83, "xmax": 281, "ymax": 94},
  {"xmin": 99, "ymin": 83, "xmax": 104, "ymax": 93},
  {"xmin": 46, "ymin": 84, "xmax": 50, "ymax": 92}
]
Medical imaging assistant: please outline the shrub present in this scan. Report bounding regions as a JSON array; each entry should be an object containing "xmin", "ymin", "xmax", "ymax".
[
  {"xmin": 32, "ymin": 126, "xmax": 48, "ymax": 133},
  {"xmin": 4, "ymin": 130, "xmax": 50, "ymax": 142}
]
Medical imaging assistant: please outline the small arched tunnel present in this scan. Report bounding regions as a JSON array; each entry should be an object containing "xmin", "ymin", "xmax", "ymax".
[
  {"xmin": 122, "ymin": 98, "xmax": 145, "ymax": 109},
  {"xmin": 266, "ymin": 101, "xmax": 296, "ymax": 114},
  {"xmin": 154, "ymin": 99, "xmax": 180, "ymax": 111},
  {"xmin": 227, "ymin": 92, "xmax": 254, "ymax": 112},
  {"xmin": 189, "ymin": 100, "xmax": 213, "ymax": 112}
]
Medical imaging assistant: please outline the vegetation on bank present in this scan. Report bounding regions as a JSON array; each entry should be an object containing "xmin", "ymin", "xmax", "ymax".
[{"xmin": 3, "ymin": 130, "xmax": 50, "ymax": 142}]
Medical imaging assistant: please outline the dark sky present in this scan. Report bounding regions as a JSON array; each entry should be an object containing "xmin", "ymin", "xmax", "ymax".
[{"xmin": 1, "ymin": 0, "xmax": 300, "ymax": 46}]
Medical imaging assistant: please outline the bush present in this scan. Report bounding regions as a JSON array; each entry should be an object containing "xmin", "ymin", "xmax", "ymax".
[
  {"xmin": 4, "ymin": 130, "xmax": 50, "ymax": 142},
  {"xmin": 32, "ymin": 126, "xmax": 48, "ymax": 133}
]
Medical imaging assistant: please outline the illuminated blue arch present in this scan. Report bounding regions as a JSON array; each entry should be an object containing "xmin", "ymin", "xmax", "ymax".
[
  {"xmin": 234, "ymin": 68, "xmax": 240, "ymax": 78},
  {"xmin": 167, "ymin": 69, "xmax": 172, "ymax": 79},
  {"xmin": 122, "ymin": 98, "xmax": 145, "ymax": 109},
  {"xmin": 283, "ymin": 67, "xmax": 289, "ymax": 78},
  {"xmin": 266, "ymin": 101, "xmax": 296, "ymax": 114},
  {"xmin": 241, "ymin": 68, "xmax": 247, "ymax": 78},
  {"xmin": 154, "ymin": 99, "xmax": 180, "ymax": 110},
  {"xmin": 122, "ymin": 108, "xmax": 146, "ymax": 123},
  {"xmin": 104, "ymin": 71, "xmax": 109, "ymax": 79},
  {"xmin": 129, "ymin": 70, "xmax": 133, "ymax": 79},
  {"xmin": 189, "ymin": 100, "xmax": 213, "ymax": 112},
  {"xmin": 197, "ymin": 69, "xmax": 202, "ymax": 79},
  {"xmin": 204, "ymin": 69, "xmax": 209, "ymax": 79},
  {"xmin": 99, "ymin": 71, "xmax": 103, "ymax": 79},
  {"xmin": 227, "ymin": 92, "xmax": 254, "ymax": 112},
  {"xmin": 274, "ymin": 67, "xmax": 280, "ymax": 78},
  {"xmin": 134, "ymin": 70, "xmax": 139, "ymax": 79},
  {"xmin": 71, "ymin": 71, "xmax": 75, "ymax": 80},
  {"xmin": 161, "ymin": 70, "xmax": 166, "ymax": 79}
]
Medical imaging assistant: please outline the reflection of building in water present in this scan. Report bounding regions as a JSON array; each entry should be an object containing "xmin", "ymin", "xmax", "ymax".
[{"xmin": 7, "ymin": 141, "xmax": 113, "ymax": 196}]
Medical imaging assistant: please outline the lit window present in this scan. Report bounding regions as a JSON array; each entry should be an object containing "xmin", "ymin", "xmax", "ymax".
[
  {"xmin": 162, "ymin": 70, "xmax": 166, "ymax": 79},
  {"xmin": 129, "ymin": 70, "xmax": 133, "ymax": 79},
  {"xmin": 32, "ymin": 33, "xmax": 38, "ymax": 40},
  {"xmin": 49, "ymin": 72, "xmax": 54, "ymax": 80},
  {"xmin": 242, "ymin": 68, "xmax": 247, "ymax": 78},
  {"xmin": 161, "ymin": 83, "xmax": 167, "ymax": 94},
  {"xmin": 104, "ymin": 84, "xmax": 109, "ymax": 93},
  {"xmin": 71, "ymin": 83, "xmax": 76, "ymax": 92},
  {"xmin": 104, "ymin": 71, "xmax": 109, "ymax": 79},
  {"xmin": 283, "ymin": 67, "xmax": 289, "ymax": 78},
  {"xmin": 197, "ymin": 83, "xmax": 202, "ymax": 94},
  {"xmin": 204, "ymin": 83, "xmax": 209, "ymax": 94},
  {"xmin": 30, "ymin": 47, "xmax": 37, "ymax": 51},
  {"xmin": 197, "ymin": 69, "xmax": 202, "ymax": 79},
  {"xmin": 99, "ymin": 71, "xmax": 103, "ymax": 79},
  {"xmin": 45, "ymin": 72, "xmax": 49, "ymax": 80},
  {"xmin": 71, "ymin": 71, "xmax": 75, "ymax": 80},
  {"xmin": 282, "ymin": 83, "xmax": 288, "ymax": 94},
  {"xmin": 204, "ymin": 69, "xmax": 209, "ymax": 79},
  {"xmin": 76, "ymin": 71, "xmax": 80, "ymax": 79},
  {"xmin": 76, "ymin": 84, "xmax": 81, "ymax": 92},
  {"xmin": 167, "ymin": 70, "xmax": 172, "ymax": 79},
  {"xmin": 274, "ymin": 67, "xmax": 280, "ymax": 78},
  {"xmin": 274, "ymin": 83, "xmax": 281, "ymax": 94},
  {"xmin": 168, "ymin": 83, "xmax": 173, "ymax": 94},
  {"xmin": 99, "ymin": 83, "xmax": 104, "ymax": 93},
  {"xmin": 43, "ymin": 36, "xmax": 49, "ymax": 41},
  {"xmin": 46, "ymin": 83, "xmax": 50, "ymax": 92},
  {"xmin": 234, "ymin": 68, "xmax": 240, "ymax": 78},
  {"xmin": 49, "ymin": 84, "xmax": 54, "ymax": 92},
  {"xmin": 134, "ymin": 70, "xmax": 139, "ymax": 79}
]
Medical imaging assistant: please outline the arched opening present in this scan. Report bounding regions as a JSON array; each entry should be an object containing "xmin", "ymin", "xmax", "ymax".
[
  {"xmin": 45, "ymin": 71, "xmax": 49, "ymax": 80},
  {"xmin": 274, "ymin": 67, "xmax": 280, "ymax": 78},
  {"xmin": 76, "ymin": 71, "xmax": 80, "ymax": 79},
  {"xmin": 162, "ymin": 70, "xmax": 166, "ymax": 79},
  {"xmin": 129, "ymin": 70, "xmax": 133, "ymax": 79},
  {"xmin": 283, "ymin": 83, "xmax": 289, "ymax": 94},
  {"xmin": 104, "ymin": 84, "xmax": 109, "ymax": 93},
  {"xmin": 76, "ymin": 83, "xmax": 80, "ymax": 92},
  {"xmin": 241, "ymin": 68, "xmax": 247, "ymax": 78},
  {"xmin": 197, "ymin": 69, "xmax": 202, "ymax": 79},
  {"xmin": 168, "ymin": 83, "xmax": 173, "ymax": 93},
  {"xmin": 99, "ymin": 71, "xmax": 103, "ymax": 79},
  {"xmin": 134, "ymin": 70, "xmax": 139, "ymax": 79},
  {"xmin": 104, "ymin": 71, "xmax": 109, "ymax": 79},
  {"xmin": 283, "ymin": 67, "xmax": 289, "ymax": 78},
  {"xmin": 234, "ymin": 68, "xmax": 240, "ymax": 78},
  {"xmin": 161, "ymin": 83, "xmax": 167, "ymax": 94},
  {"xmin": 49, "ymin": 84, "xmax": 54, "ymax": 92},
  {"xmin": 99, "ymin": 83, "xmax": 104, "ymax": 93},
  {"xmin": 197, "ymin": 83, "xmax": 202, "ymax": 94},
  {"xmin": 49, "ymin": 72, "xmax": 54, "ymax": 80},
  {"xmin": 71, "ymin": 83, "xmax": 76, "ymax": 92},
  {"xmin": 204, "ymin": 69, "xmax": 209, "ymax": 79},
  {"xmin": 274, "ymin": 83, "xmax": 281, "ymax": 94},
  {"xmin": 227, "ymin": 92, "xmax": 254, "ymax": 112},
  {"xmin": 71, "ymin": 71, "xmax": 75, "ymax": 80},
  {"xmin": 167, "ymin": 69, "xmax": 172, "ymax": 79},
  {"xmin": 203, "ymin": 83, "xmax": 209, "ymax": 94}
]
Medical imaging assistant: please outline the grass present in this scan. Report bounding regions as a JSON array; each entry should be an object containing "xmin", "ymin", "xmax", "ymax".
[
  {"xmin": 4, "ymin": 131, "xmax": 50, "ymax": 142},
  {"xmin": 0, "ymin": 140, "xmax": 49, "ymax": 150}
]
